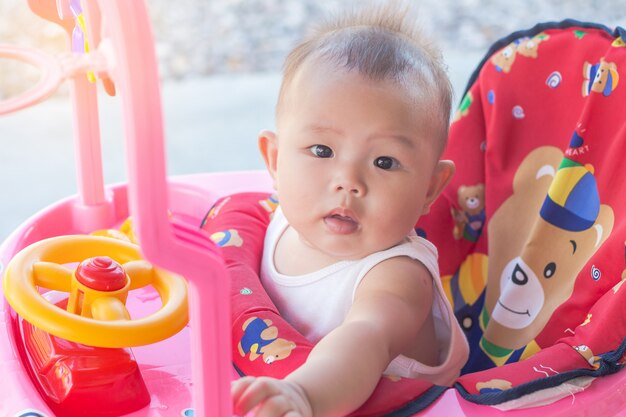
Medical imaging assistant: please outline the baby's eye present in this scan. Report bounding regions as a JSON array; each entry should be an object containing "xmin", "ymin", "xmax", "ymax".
[
  {"xmin": 374, "ymin": 156, "xmax": 400, "ymax": 170},
  {"xmin": 309, "ymin": 144, "xmax": 334, "ymax": 158}
]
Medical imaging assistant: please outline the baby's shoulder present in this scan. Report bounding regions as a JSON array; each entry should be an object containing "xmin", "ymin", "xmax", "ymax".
[{"xmin": 360, "ymin": 255, "xmax": 433, "ymax": 296}]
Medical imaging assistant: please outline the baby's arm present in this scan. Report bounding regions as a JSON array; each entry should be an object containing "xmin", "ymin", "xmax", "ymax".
[{"xmin": 232, "ymin": 256, "xmax": 434, "ymax": 417}]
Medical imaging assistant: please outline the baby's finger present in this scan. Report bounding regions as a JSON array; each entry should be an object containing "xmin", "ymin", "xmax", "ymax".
[
  {"xmin": 254, "ymin": 394, "xmax": 300, "ymax": 417},
  {"xmin": 232, "ymin": 376, "xmax": 256, "ymax": 400},
  {"xmin": 232, "ymin": 377, "xmax": 259, "ymax": 416},
  {"xmin": 233, "ymin": 377, "xmax": 283, "ymax": 416}
]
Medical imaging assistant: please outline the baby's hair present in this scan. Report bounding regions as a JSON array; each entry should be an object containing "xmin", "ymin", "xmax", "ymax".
[{"xmin": 277, "ymin": 0, "xmax": 452, "ymax": 152}]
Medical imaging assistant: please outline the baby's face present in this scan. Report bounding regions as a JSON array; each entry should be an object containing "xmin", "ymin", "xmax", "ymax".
[{"xmin": 271, "ymin": 63, "xmax": 442, "ymax": 260}]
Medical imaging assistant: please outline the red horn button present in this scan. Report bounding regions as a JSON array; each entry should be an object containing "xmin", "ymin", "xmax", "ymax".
[{"xmin": 75, "ymin": 256, "xmax": 127, "ymax": 291}]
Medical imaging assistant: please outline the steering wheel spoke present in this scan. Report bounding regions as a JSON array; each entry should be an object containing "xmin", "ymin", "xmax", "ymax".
[
  {"xmin": 123, "ymin": 259, "xmax": 155, "ymax": 290},
  {"xmin": 32, "ymin": 261, "xmax": 73, "ymax": 292},
  {"xmin": 91, "ymin": 296, "xmax": 131, "ymax": 321}
]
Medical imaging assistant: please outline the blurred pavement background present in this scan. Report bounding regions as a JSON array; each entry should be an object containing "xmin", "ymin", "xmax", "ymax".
[{"xmin": 0, "ymin": 0, "xmax": 624, "ymax": 240}]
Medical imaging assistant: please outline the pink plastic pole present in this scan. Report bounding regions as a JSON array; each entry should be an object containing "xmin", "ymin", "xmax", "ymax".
[
  {"xmin": 19, "ymin": 0, "xmax": 114, "ymax": 232},
  {"xmin": 68, "ymin": 74, "xmax": 116, "ymax": 232},
  {"xmin": 96, "ymin": 2, "xmax": 232, "ymax": 416},
  {"xmin": 65, "ymin": 0, "xmax": 113, "ymax": 231}
]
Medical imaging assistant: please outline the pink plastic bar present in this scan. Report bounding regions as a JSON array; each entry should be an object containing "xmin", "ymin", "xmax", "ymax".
[
  {"xmin": 68, "ymin": 69, "xmax": 115, "ymax": 231},
  {"xmin": 61, "ymin": 0, "xmax": 113, "ymax": 231},
  {"xmin": 95, "ymin": 2, "xmax": 232, "ymax": 416}
]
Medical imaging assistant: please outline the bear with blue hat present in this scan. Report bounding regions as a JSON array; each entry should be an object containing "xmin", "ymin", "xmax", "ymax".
[{"xmin": 540, "ymin": 132, "xmax": 600, "ymax": 232}]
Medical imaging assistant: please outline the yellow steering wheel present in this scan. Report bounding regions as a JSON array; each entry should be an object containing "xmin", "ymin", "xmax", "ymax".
[{"xmin": 3, "ymin": 235, "xmax": 188, "ymax": 348}]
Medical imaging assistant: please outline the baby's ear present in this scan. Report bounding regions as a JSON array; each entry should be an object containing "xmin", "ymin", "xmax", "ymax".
[
  {"xmin": 258, "ymin": 130, "xmax": 278, "ymax": 188},
  {"xmin": 422, "ymin": 160, "xmax": 455, "ymax": 214}
]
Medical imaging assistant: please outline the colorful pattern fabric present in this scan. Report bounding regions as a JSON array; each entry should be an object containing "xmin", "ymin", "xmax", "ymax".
[{"xmin": 416, "ymin": 20, "xmax": 626, "ymax": 405}]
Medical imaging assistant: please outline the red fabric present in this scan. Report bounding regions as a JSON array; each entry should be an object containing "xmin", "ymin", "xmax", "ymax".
[{"xmin": 416, "ymin": 23, "xmax": 626, "ymax": 394}]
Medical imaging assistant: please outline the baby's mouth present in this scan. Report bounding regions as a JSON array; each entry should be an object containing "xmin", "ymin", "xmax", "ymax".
[{"xmin": 324, "ymin": 210, "xmax": 359, "ymax": 234}]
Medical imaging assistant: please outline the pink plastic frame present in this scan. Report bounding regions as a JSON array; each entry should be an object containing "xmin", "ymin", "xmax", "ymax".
[{"xmin": 0, "ymin": 0, "xmax": 232, "ymax": 415}]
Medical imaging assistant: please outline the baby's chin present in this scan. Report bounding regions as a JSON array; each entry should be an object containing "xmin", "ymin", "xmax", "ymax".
[{"xmin": 302, "ymin": 235, "xmax": 402, "ymax": 261}]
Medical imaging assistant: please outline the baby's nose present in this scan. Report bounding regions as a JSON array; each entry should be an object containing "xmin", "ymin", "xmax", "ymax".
[
  {"xmin": 333, "ymin": 170, "xmax": 366, "ymax": 196},
  {"xmin": 335, "ymin": 183, "xmax": 364, "ymax": 196}
]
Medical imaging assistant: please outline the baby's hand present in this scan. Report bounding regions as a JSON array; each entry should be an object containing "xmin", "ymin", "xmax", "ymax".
[{"xmin": 232, "ymin": 376, "xmax": 313, "ymax": 417}]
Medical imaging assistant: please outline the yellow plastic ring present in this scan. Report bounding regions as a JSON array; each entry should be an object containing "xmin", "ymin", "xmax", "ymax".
[{"xmin": 3, "ymin": 235, "xmax": 188, "ymax": 347}]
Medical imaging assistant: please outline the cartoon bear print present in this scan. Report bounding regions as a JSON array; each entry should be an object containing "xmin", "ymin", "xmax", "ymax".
[
  {"xmin": 483, "ymin": 145, "xmax": 614, "ymax": 351},
  {"xmin": 259, "ymin": 194, "xmax": 279, "ymax": 213},
  {"xmin": 238, "ymin": 316, "xmax": 296, "ymax": 364},
  {"xmin": 209, "ymin": 229, "xmax": 243, "ymax": 247},
  {"xmin": 451, "ymin": 183, "xmax": 485, "ymax": 242},
  {"xmin": 516, "ymin": 33, "xmax": 550, "ymax": 58},
  {"xmin": 573, "ymin": 344, "xmax": 601, "ymax": 369},
  {"xmin": 582, "ymin": 57, "xmax": 620, "ymax": 97},
  {"xmin": 491, "ymin": 44, "xmax": 517, "ymax": 73},
  {"xmin": 476, "ymin": 378, "xmax": 513, "ymax": 394},
  {"xmin": 491, "ymin": 33, "xmax": 550, "ymax": 73}
]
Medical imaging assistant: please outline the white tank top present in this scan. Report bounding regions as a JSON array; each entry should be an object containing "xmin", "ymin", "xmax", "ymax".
[{"xmin": 260, "ymin": 208, "xmax": 469, "ymax": 386}]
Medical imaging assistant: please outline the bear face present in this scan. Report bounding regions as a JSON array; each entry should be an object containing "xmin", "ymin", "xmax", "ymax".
[
  {"xmin": 483, "ymin": 146, "xmax": 614, "ymax": 350},
  {"xmin": 516, "ymin": 33, "xmax": 550, "ymax": 58},
  {"xmin": 260, "ymin": 337, "xmax": 297, "ymax": 365},
  {"xmin": 458, "ymin": 184, "xmax": 485, "ymax": 216},
  {"xmin": 452, "ymin": 184, "xmax": 486, "ymax": 241},
  {"xmin": 491, "ymin": 44, "xmax": 517, "ymax": 73},
  {"xmin": 486, "ymin": 206, "xmax": 613, "ymax": 348},
  {"xmin": 582, "ymin": 58, "xmax": 620, "ymax": 97}
]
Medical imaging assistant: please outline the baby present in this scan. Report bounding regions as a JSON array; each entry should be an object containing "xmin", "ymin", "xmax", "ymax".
[{"xmin": 232, "ymin": 2, "xmax": 469, "ymax": 416}]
